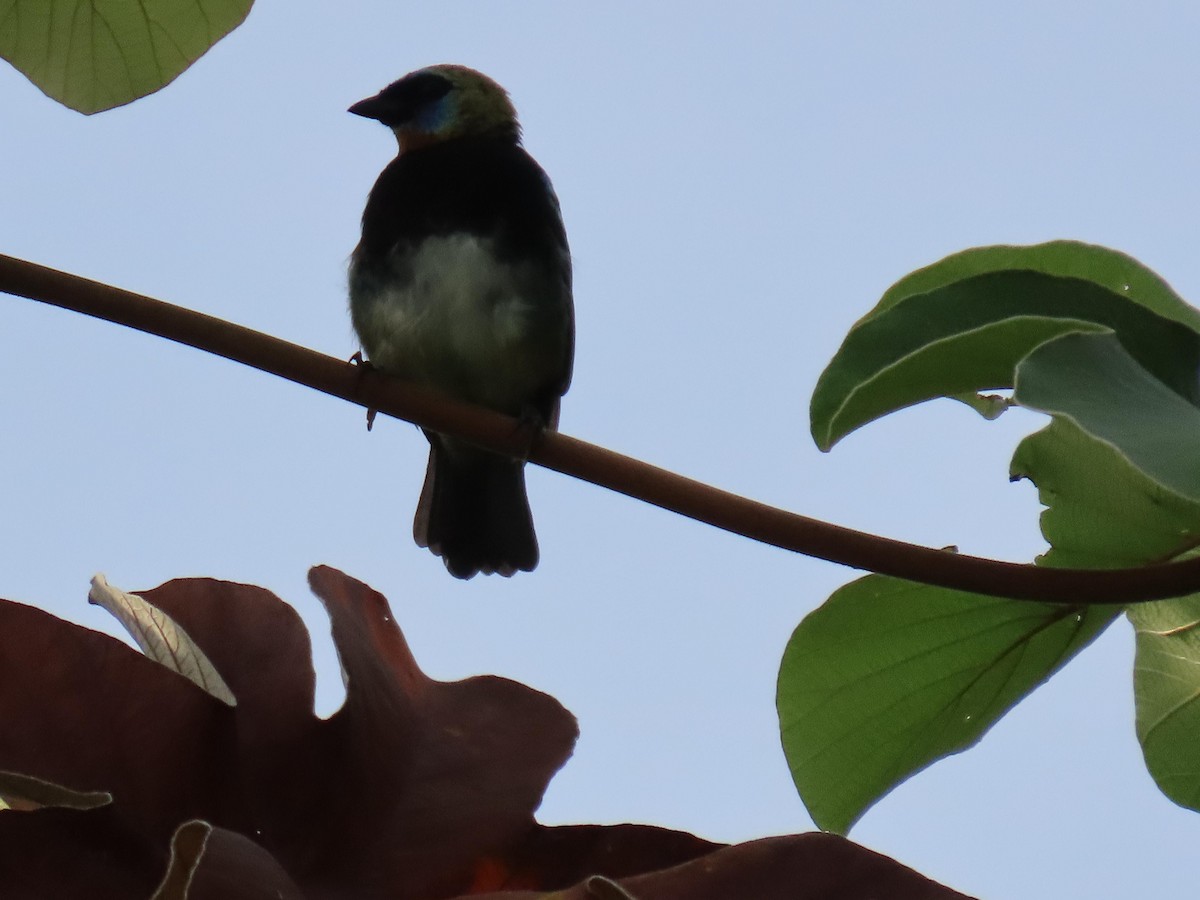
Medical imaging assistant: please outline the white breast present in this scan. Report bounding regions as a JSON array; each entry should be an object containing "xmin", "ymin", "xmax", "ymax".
[{"xmin": 351, "ymin": 234, "xmax": 546, "ymax": 411}]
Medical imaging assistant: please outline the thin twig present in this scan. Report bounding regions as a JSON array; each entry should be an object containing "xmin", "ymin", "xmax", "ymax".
[{"xmin": 2, "ymin": 251, "xmax": 1196, "ymax": 604}]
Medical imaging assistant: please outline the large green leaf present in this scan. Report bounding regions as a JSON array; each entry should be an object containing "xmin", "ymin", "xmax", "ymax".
[
  {"xmin": 777, "ymin": 574, "xmax": 1118, "ymax": 834},
  {"xmin": 811, "ymin": 242, "xmax": 1200, "ymax": 450},
  {"xmin": 1129, "ymin": 593, "xmax": 1200, "ymax": 813},
  {"xmin": 0, "ymin": 0, "xmax": 253, "ymax": 114},
  {"xmin": 1015, "ymin": 330, "xmax": 1200, "ymax": 503}
]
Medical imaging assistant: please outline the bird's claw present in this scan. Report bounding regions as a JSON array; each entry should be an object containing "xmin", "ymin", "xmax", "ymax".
[{"xmin": 349, "ymin": 351, "xmax": 379, "ymax": 430}]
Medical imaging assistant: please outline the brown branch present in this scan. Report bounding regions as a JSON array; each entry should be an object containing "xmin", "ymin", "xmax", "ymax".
[{"xmin": 2, "ymin": 251, "xmax": 1197, "ymax": 604}]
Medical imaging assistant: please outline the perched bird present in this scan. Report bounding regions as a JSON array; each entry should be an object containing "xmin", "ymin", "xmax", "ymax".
[{"xmin": 348, "ymin": 65, "xmax": 574, "ymax": 579}]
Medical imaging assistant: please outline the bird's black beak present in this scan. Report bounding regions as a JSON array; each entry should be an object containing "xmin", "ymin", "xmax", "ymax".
[{"xmin": 348, "ymin": 93, "xmax": 390, "ymax": 122}]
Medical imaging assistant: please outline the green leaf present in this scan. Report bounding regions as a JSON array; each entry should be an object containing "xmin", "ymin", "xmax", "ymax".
[
  {"xmin": 798, "ymin": 241, "xmax": 1200, "ymax": 830},
  {"xmin": 1010, "ymin": 419, "xmax": 1200, "ymax": 568},
  {"xmin": 0, "ymin": 0, "xmax": 253, "ymax": 114},
  {"xmin": 811, "ymin": 241, "xmax": 1200, "ymax": 450},
  {"xmin": 776, "ymin": 574, "xmax": 1118, "ymax": 834},
  {"xmin": 1015, "ymin": 331, "xmax": 1200, "ymax": 503},
  {"xmin": 876, "ymin": 241, "xmax": 1200, "ymax": 328},
  {"xmin": 1129, "ymin": 593, "xmax": 1200, "ymax": 813}
]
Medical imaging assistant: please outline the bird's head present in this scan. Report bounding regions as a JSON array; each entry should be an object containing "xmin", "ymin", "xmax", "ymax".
[{"xmin": 349, "ymin": 65, "xmax": 520, "ymax": 152}]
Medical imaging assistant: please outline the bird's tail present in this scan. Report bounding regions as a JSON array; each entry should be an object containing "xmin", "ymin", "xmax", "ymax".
[{"xmin": 413, "ymin": 438, "xmax": 538, "ymax": 579}]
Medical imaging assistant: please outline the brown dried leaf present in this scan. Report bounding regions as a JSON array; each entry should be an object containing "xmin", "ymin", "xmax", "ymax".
[
  {"xmin": 0, "ymin": 569, "xmax": 975, "ymax": 900},
  {"xmin": 301, "ymin": 565, "xmax": 580, "ymax": 897},
  {"xmin": 113, "ymin": 567, "xmax": 581, "ymax": 898}
]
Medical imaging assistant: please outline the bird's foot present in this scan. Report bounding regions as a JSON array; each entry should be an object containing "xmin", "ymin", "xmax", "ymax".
[{"xmin": 349, "ymin": 351, "xmax": 379, "ymax": 431}]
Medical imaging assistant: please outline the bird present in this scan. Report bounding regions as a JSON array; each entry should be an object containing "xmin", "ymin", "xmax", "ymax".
[{"xmin": 347, "ymin": 65, "xmax": 574, "ymax": 579}]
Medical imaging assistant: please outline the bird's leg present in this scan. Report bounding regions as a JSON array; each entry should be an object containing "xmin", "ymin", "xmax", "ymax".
[{"xmin": 348, "ymin": 351, "xmax": 379, "ymax": 431}]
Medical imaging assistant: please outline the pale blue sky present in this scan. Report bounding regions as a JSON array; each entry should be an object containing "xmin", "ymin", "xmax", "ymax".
[{"xmin": 3, "ymin": 4, "xmax": 1199, "ymax": 898}]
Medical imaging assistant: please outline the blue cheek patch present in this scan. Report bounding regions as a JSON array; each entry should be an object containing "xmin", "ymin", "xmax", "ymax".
[{"xmin": 416, "ymin": 96, "xmax": 454, "ymax": 134}]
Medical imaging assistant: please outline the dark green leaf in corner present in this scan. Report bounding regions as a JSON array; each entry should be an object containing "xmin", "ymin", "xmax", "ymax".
[
  {"xmin": 810, "ymin": 241, "xmax": 1200, "ymax": 451},
  {"xmin": 777, "ymin": 574, "xmax": 1118, "ymax": 834},
  {"xmin": 0, "ymin": 0, "xmax": 253, "ymax": 114}
]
